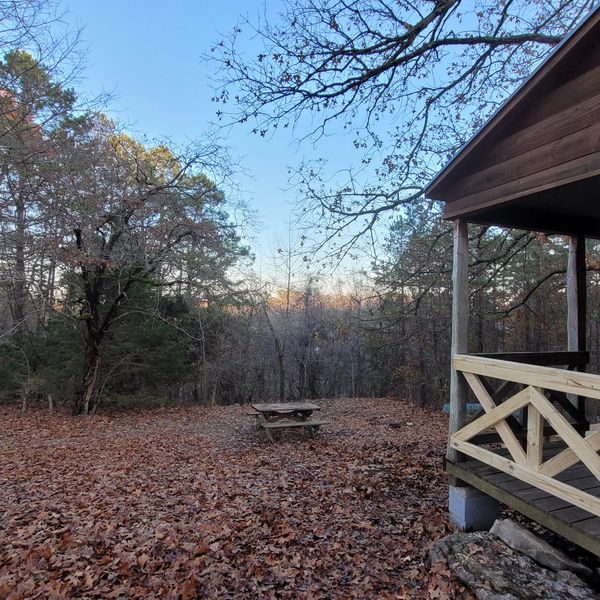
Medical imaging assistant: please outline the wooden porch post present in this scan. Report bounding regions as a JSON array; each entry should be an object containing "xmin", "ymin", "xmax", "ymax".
[
  {"xmin": 448, "ymin": 218, "xmax": 469, "ymax": 462},
  {"xmin": 567, "ymin": 235, "xmax": 586, "ymax": 352},
  {"xmin": 567, "ymin": 235, "xmax": 586, "ymax": 411}
]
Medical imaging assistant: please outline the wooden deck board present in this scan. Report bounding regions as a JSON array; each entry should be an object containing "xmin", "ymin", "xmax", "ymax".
[
  {"xmin": 491, "ymin": 476, "xmax": 535, "ymax": 492},
  {"xmin": 514, "ymin": 477, "xmax": 599, "ymax": 504},
  {"xmin": 574, "ymin": 517, "xmax": 600, "ymax": 536},
  {"xmin": 550, "ymin": 505, "xmax": 596, "ymax": 525},
  {"xmin": 515, "ymin": 486, "xmax": 557, "ymax": 502},
  {"xmin": 447, "ymin": 447, "xmax": 600, "ymax": 556},
  {"xmin": 555, "ymin": 465, "xmax": 591, "ymax": 482}
]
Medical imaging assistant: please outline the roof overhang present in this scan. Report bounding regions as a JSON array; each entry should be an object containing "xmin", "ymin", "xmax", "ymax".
[{"xmin": 424, "ymin": 4, "xmax": 600, "ymax": 235}]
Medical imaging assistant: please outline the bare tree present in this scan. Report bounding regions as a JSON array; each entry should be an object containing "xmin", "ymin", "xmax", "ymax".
[
  {"xmin": 209, "ymin": 0, "xmax": 594, "ymax": 255},
  {"xmin": 45, "ymin": 117, "xmax": 241, "ymax": 414}
]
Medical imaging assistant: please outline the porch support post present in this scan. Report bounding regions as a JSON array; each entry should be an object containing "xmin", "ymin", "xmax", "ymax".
[
  {"xmin": 448, "ymin": 218, "xmax": 500, "ymax": 530},
  {"xmin": 567, "ymin": 235, "xmax": 586, "ymax": 352},
  {"xmin": 447, "ymin": 218, "xmax": 469, "ymax": 463},
  {"xmin": 567, "ymin": 235, "xmax": 586, "ymax": 411}
]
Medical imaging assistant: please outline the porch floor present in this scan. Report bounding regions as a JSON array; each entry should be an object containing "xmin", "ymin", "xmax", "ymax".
[{"xmin": 447, "ymin": 444, "xmax": 600, "ymax": 556}]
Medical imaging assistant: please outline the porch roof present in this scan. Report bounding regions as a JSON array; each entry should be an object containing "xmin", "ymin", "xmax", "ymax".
[{"xmin": 425, "ymin": 5, "xmax": 600, "ymax": 237}]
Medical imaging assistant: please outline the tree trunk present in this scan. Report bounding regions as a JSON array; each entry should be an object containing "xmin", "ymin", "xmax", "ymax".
[
  {"xmin": 14, "ymin": 195, "xmax": 26, "ymax": 329},
  {"xmin": 77, "ymin": 345, "xmax": 101, "ymax": 415},
  {"xmin": 262, "ymin": 302, "xmax": 286, "ymax": 402},
  {"xmin": 277, "ymin": 347, "xmax": 285, "ymax": 401},
  {"xmin": 474, "ymin": 288, "xmax": 484, "ymax": 352}
]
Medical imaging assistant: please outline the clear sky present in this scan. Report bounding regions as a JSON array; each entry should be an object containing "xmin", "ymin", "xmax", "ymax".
[{"xmin": 61, "ymin": 0, "xmax": 360, "ymax": 272}]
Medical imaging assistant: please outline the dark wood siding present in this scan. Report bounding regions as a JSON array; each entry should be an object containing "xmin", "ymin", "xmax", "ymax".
[
  {"xmin": 426, "ymin": 11, "xmax": 600, "ymax": 223},
  {"xmin": 448, "ymin": 117, "xmax": 600, "ymax": 200}
]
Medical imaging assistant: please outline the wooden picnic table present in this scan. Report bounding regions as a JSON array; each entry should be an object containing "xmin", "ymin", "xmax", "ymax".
[
  {"xmin": 251, "ymin": 401, "xmax": 321, "ymax": 419},
  {"xmin": 249, "ymin": 402, "xmax": 328, "ymax": 441}
]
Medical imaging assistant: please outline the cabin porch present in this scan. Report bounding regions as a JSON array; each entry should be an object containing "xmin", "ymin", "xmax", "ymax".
[
  {"xmin": 448, "ymin": 447, "xmax": 600, "ymax": 556},
  {"xmin": 424, "ymin": 5, "xmax": 600, "ymax": 555},
  {"xmin": 445, "ymin": 350, "xmax": 600, "ymax": 555},
  {"xmin": 440, "ymin": 213, "xmax": 600, "ymax": 552}
]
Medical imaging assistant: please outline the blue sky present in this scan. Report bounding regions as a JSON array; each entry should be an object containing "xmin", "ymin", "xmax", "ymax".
[{"xmin": 61, "ymin": 0, "xmax": 359, "ymax": 270}]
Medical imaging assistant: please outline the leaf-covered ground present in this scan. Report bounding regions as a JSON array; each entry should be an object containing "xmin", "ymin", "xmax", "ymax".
[{"xmin": 0, "ymin": 398, "xmax": 468, "ymax": 599}]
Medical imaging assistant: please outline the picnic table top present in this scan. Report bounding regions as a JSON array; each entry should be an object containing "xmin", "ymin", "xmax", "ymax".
[{"xmin": 250, "ymin": 402, "xmax": 321, "ymax": 413}]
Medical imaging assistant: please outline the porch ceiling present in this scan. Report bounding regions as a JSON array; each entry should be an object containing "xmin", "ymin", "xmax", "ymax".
[{"xmin": 447, "ymin": 174, "xmax": 600, "ymax": 238}]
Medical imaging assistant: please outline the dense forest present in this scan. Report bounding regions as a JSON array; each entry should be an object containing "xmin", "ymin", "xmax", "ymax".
[
  {"xmin": 2, "ymin": 0, "xmax": 600, "ymax": 417},
  {"xmin": 4, "ymin": 89, "xmax": 600, "ymax": 416}
]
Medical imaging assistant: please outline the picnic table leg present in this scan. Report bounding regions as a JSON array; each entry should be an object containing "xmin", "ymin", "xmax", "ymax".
[
  {"xmin": 264, "ymin": 428, "xmax": 275, "ymax": 443},
  {"xmin": 295, "ymin": 410, "xmax": 313, "ymax": 420}
]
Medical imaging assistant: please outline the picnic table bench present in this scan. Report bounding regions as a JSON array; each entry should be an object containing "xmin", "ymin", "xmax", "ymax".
[{"xmin": 248, "ymin": 402, "xmax": 328, "ymax": 441}]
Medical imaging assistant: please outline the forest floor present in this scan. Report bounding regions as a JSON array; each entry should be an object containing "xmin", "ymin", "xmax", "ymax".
[{"xmin": 0, "ymin": 398, "xmax": 472, "ymax": 599}]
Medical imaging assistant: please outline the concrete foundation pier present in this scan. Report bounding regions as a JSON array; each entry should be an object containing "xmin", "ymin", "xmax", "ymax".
[{"xmin": 449, "ymin": 484, "xmax": 500, "ymax": 531}]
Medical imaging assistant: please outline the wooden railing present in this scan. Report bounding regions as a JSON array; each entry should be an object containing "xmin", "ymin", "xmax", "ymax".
[
  {"xmin": 470, "ymin": 351, "xmax": 589, "ymax": 368},
  {"xmin": 464, "ymin": 352, "xmax": 589, "ymax": 444},
  {"xmin": 451, "ymin": 354, "xmax": 600, "ymax": 517}
]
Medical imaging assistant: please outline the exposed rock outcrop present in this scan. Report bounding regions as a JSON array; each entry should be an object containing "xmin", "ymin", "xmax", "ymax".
[
  {"xmin": 490, "ymin": 518, "xmax": 593, "ymax": 579},
  {"xmin": 430, "ymin": 531, "xmax": 598, "ymax": 599}
]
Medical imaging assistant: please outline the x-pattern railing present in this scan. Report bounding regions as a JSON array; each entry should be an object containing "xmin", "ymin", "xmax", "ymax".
[{"xmin": 451, "ymin": 354, "xmax": 600, "ymax": 517}]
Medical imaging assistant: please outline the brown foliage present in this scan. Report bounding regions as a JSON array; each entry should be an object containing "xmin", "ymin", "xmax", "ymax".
[{"xmin": 0, "ymin": 399, "xmax": 466, "ymax": 598}]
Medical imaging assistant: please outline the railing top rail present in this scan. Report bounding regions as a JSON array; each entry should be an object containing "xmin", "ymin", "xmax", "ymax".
[
  {"xmin": 468, "ymin": 351, "xmax": 589, "ymax": 367},
  {"xmin": 454, "ymin": 354, "xmax": 600, "ymax": 401}
]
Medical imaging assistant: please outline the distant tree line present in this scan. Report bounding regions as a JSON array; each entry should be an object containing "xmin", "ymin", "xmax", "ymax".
[
  {"xmin": 374, "ymin": 201, "xmax": 600, "ymax": 416},
  {"xmin": 0, "ymin": 20, "xmax": 399, "ymax": 413}
]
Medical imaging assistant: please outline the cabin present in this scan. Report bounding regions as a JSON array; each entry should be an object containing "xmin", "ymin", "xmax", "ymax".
[{"xmin": 426, "ymin": 5, "xmax": 600, "ymax": 555}]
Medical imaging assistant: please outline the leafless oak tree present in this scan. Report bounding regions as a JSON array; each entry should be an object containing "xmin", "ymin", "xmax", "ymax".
[{"xmin": 210, "ymin": 0, "xmax": 594, "ymax": 255}]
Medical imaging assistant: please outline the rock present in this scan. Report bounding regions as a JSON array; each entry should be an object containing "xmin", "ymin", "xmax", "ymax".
[
  {"xmin": 490, "ymin": 518, "xmax": 593, "ymax": 579},
  {"xmin": 430, "ymin": 531, "xmax": 598, "ymax": 599}
]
